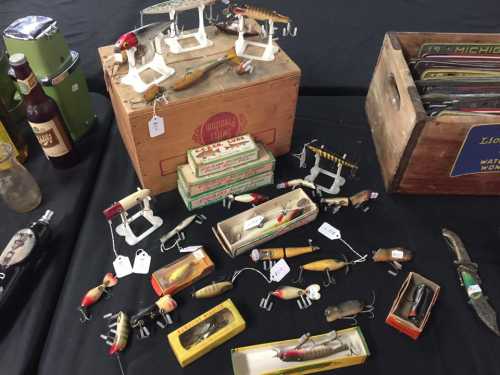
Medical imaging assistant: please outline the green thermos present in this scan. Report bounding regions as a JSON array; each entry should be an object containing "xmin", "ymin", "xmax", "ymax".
[{"xmin": 3, "ymin": 16, "xmax": 95, "ymax": 141}]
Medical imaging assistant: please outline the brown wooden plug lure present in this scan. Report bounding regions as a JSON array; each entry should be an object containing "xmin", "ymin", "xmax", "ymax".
[
  {"xmin": 321, "ymin": 190, "xmax": 379, "ymax": 214},
  {"xmin": 324, "ymin": 292, "xmax": 376, "ymax": 324},
  {"xmin": 294, "ymin": 256, "xmax": 352, "ymax": 287},
  {"xmin": 372, "ymin": 247, "xmax": 413, "ymax": 276},
  {"xmin": 250, "ymin": 239, "xmax": 320, "ymax": 270}
]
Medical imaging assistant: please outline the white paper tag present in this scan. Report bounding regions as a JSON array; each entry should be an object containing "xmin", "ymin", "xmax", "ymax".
[
  {"xmin": 148, "ymin": 115, "xmax": 165, "ymax": 138},
  {"xmin": 180, "ymin": 245, "xmax": 203, "ymax": 253},
  {"xmin": 244, "ymin": 215, "xmax": 264, "ymax": 231},
  {"xmin": 132, "ymin": 249, "xmax": 151, "ymax": 274},
  {"xmin": 113, "ymin": 255, "xmax": 133, "ymax": 278},
  {"xmin": 193, "ymin": 249, "xmax": 205, "ymax": 260},
  {"xmin": 270, "ymin": 259, "xmax": 290, "ymax": 282},
  {"xmin": 318, "ymin": 222, "xmax": 341, "ymax": 240},
  {"xmin": 467, "ymin": 284, "xmax": 482, "ymax": 297},
  {"xmin": 391, "ymin": 249, "xmax": 404, "ymax": 259}
]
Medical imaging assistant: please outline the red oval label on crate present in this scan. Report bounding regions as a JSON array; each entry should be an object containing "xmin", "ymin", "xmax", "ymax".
[{"xmin": 193, "ymin": 112, "xmax": 246, "ymax": 145}]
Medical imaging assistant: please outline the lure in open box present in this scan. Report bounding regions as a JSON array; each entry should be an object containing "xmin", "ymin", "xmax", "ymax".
[
  {"xmin": 168, "ymin": 299, "xmax": 246, "ymax": 367},
  {"xmin": 213, "ymin": 189, "xmax": 319, "ymax": 257},
  {"xmin": 231, "ymin": 326, "xmax": 369, "ymax": 375},
  {"xmin": 151, "ymin": 248, "xmax": 214, "ymax": 296},
  {"xmin": 385, "ymin": 271, "xmax": 440, "ymax": 340}
]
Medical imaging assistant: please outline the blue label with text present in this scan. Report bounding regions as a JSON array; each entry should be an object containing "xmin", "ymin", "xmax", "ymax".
[{"xmin": 451, "ymin": 124, "xmax": 500, "ymax": 177}]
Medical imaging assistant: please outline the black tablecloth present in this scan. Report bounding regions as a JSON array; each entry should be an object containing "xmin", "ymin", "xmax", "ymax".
[
  {"xmin": 38, "ymin": 96, "xmax": 500, "ymax": 375},
  {"xmin": 0, "ymin": 93, "xmax": 112, "ymax": 375}
]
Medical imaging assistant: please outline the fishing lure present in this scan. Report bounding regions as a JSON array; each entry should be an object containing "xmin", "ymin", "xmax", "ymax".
[
  {"xmin": 223, "ymin": 192, "xmax": 268, "ymax": 209},
  {"xmin": 409, "ymin": 285, "xmax": 434, "ymax": 326},
  {"xmin": 185, "ymin": 315, "xmax": 230, "ymax": 350},
  {"xmin": 79, "ymin": 273, "xmax": 118, "ymax": 322},
  {"xmin": 372, "ymin": 247, "xmax": 413, "ymax": 263},
  {"xmin": 321, "ymin": 190, "xmax": 379, "ymax": 214},
  {"xmin": 442, "ymin": 228, "xmax": 500, "ymax": 336},
  {"xmin": 324, "ymin": 292, "xmax": 376, "ymax": 324},
  {"xmin": 306, "ymin": 145, "xmax": 359, "ymax": 172},
  {"xmin": 250, "ymin": 239, "xmax": 320, "ymax": 270},
  {"xmin": 114, "ymin": 22, "xmax": 171, "ymax": 52},
  {"xmin": 227, "ymin": 4, "xmax": 291, "ymax": 24},
  {"xmin": 192, "ymin": 267, "xmax": 272, "ymax": 299},
  {"xmin": 168, "ymin": 261, "xmax": 195, "ymax": 286},
  {"xmin": 407, "ymin": 284, "xmax": 426, "ymax": 322},
  {"xmin": 274, "ymin": 330, "xmax": 349, "ymax": 362},
  {"xmin": 276, "ymin": 179, "xmax": 317, "ymax": 191},
  {"xmin": 215, "ymin": 16, "xmax": 261, "ymax": 37},
  {"xmin": 131, "ymin": 294, "xmax": 178, "ymax": 339},
  {"xmin": 294, "ymin": 257, "xmax": 352, "ymax": 287},
  {"xmin": 171, "ymin": 48, "xmax": 241, "ymax": 91},
  {"xmin": 100, "ymin": 311, "xmax": 129, "ymax": 375},
  {"xmin": 159, "ymin": 214, "xmax": 206, "ymax": 252},
  {"xmin": 260, "ymin": 284, "xmax": 321, "ymax": 311},
  {"xmin": 192, "ymin": 281, "xmax": 234, "ymax": 299}
]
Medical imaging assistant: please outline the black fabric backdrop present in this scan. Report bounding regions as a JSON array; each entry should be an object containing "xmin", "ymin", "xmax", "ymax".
[
  {"xmin": 0, "ymin": 94, "xmax": 112, "ymax": 375},
  {"xmin": 2, "ymin": 0, "xmax": 500, "ymax": 94},
  {"xmin": 37, "ymin": 97, "xmax": 500, "ymax": 375}
]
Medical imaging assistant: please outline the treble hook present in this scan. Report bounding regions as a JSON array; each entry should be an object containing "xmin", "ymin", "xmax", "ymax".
[
  {"xmin": 282, "ymin": 23, "xmax": 298, "ymax": 37},
  {"xmin": 342, "ymin": 315, "xmax": 358, "ymax": 326},
  {"xmin": 161, "ymin": 232, "xmax": 185, "ymax": 252},
  {"xmin": 206, "ymin": 4, "xmax": 219, "ymax": 23},
  {"xmin": 323, "ymin": 269, "xmax": 336, "ymax": 287},
  {"xmin": 79, "ymin": 308, "xmax": 91, "ymax": 323}
]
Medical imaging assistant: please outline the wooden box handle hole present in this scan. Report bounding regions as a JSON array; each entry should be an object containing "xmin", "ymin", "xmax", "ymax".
[{"xmin": 387, "ymin": 74, "xmax": 401, "ymax": 111}]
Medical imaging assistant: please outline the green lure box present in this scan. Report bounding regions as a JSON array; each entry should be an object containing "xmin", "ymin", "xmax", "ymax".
[
  {"xmin": 179, "ymin": 170, "xmax": 274, "ymax": 211},
  {"xmin": 3, "ymin": 16, "xmax": 95, "ymax": 141},
  {"xmin": 178, "ymin": 143, "xmax": 275, "ymax": 197}
]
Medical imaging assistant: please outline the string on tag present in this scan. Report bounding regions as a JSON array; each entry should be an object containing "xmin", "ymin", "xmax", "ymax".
[
  {"xmin": 339, "ymin": 237, "xmax": 367, "ymax": 263},
  {"xmin": 231, "ymin": 267, "xmax": 272, "ymax": 284},
  {"xmin": 108, "ymin": 220, "xmax": 119, "ymax": 258}
]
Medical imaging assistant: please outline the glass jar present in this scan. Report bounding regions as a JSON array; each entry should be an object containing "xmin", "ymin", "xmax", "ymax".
[{"xmin": 0, "ymin": 142, "xmax": 41, "ymax": 212}]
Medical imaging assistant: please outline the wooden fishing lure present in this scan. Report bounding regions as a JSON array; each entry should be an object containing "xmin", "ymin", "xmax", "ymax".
[
  {"xmin": 228, "ymin": 5, "xmax": 291, "ymax": 24},
  {"xmin": 276, "ymin": 179, "xmax": 316, "ymax": 191},
  {"xmin": 372, "ymin": 247, "xmax": 413, "ymax": 263},
  {"xmin": 192, "ymin": 281, "xmax": 234, "ymax": 299},
  {"xmin": 101, "ymin": 311, "xmax": 129, "ymax": 375},
  {"xmin": 250, "ymin": 243, "xmax": 320, "ymax": 262},
  {"xmin": 294, "ymin": 258, "xmax": 351, "ymax": 287},
  {"xmin": 306, "ymin": 145, "xmax": 359, "ymax": 171},
  {"xmin": 324, "ymin": 293, "xmax": 376, "ymax": 324},
  {"xmin": 261, "ymin": 284, "xmax": 321, "ymax": 311},
  {"xmin": 274, "ymin": 330, "xmax": 349, "ymax": 362},
  {"xmin": 131, "ymin": 294, "xmax": 178, "ymax": 338},
  {"xmin": 168, "ymin": 261, "xmax": 195, "ymax": 285},
  {"xmin": 79, "ymin": 273, "xmax": 118, "ymax": 322},
  {"xmin": 277, "ymin": 342, "xmax": 349, "ymax": 362},
  {"xmin": 223, "ymin": 192, "xmax": 268, "ymax": 209},
  {"xmin": 172, "ymin": 48, "xmax": 241, "ymax": 91},
  {"xmin": 321, "ymin": 190, "xmax": 378, "ymax": 214}
]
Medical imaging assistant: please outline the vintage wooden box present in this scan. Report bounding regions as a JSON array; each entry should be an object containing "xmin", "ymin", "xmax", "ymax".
[
  {"xmin": 98, "ymin": 27, "xmax": 300, "ymax": 195},
  {"xmin": 366, "ymin": 32, "xmax": 500, "ymax": 195}
]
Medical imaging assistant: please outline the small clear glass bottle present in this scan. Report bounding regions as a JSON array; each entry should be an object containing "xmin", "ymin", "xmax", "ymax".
[{"xmin": 0, "ymin": 142, "xmax": 41, "ymax": 212}]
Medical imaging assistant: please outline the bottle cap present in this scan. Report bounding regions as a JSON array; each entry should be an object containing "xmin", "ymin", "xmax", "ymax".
[{"xmin": 9, "ymin": 53, "xmax": 26, "ymax": 66}]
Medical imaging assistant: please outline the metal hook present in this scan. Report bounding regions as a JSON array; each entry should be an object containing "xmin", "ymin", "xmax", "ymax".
[
  {"xmin": 293, "ymin": 267, "xmax": 304, "ymax": 284},
  {"xmin": 342, "ymin": 315, "xmax": 358, "ymax": 326},
  {"xmin": 79, "ymin": 307, "xmax": 91, "ymax": 323},
  {"xmin": 323, "ymin": 269, "xmax": 335, "ymax": 287}
]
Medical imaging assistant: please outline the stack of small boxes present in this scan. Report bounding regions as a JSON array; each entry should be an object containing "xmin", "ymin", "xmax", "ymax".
[{"xmin": 177, "ymin": 134, "xmax": 275, "ymax": 210}]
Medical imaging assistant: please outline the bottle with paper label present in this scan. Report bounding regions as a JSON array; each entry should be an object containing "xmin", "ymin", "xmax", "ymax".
[{"xmin": 9, "ymin": 53, "xmax": 79, "ymax": 169}]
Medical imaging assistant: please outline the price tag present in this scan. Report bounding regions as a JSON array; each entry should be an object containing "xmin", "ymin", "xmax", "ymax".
[
  {"xmin": 180, "ymin": 245, "xmax": 203, "ymax": 253},
  {"xmin": 270, "ymin": 259, "xmax": 290, "ymax": 282},
  {"xmin": 318, "ymin": 222, "xmax": 341, "ymax": 240},
  {"xmin": 132, "ymin": 249, "xmax": 151, "ymax": 274},
  {"xmin": 391, "ymin": 249, "xmax": 404, "ymax": 259},
  {"xmin": 244, "ymin": 215, "xmax": 264, "ymax": 231},
  {"xmin": 148, "ymin": 115, "xmax": 165, "ymax": 138},
  {"xmin": 113, "ymin": 255, "xmax": 133, "ymax": 278}
]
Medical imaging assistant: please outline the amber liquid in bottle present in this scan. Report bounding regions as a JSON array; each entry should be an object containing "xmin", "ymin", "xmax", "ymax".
[{"xmin": 9, "ymin": 54, "xmax": 79, "ymax": 169}]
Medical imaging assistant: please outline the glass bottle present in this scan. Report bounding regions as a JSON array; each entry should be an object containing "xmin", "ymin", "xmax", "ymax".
[
  {"xmin": 0, "ymin": 142, "xmax": 41, "ymax": 213},
  {"xmin": 9, "ymin": 53, "xmax": 79, "ymax": 169}
]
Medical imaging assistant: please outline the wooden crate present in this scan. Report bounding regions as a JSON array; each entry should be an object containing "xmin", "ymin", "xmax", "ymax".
[
  {"xmin": 99, "ymin": 27, "xmax": 300, "ymax": 194},
  {"xmin": 365, "ymin": 32, "xmax": 500, "ymax": 195}
]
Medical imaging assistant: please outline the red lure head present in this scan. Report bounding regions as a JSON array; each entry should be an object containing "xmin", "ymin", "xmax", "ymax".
[
  {"xmin": 108, "ymin": 343, "xmax": 121, "ymax": 355},
  {"xmin": 250, "ymin": 193, "xmax": 268, "ymax": 204},
  {"xmin": 278, "ymin": 349, "xmax": 302, "ymax": 361},
  {"xmin": 115, "ymin": 32, "xmax": 138, "ymax": 51},
  {"xmin": 271, "ymin": 289, "xmax": 284, "ymax": 299}
]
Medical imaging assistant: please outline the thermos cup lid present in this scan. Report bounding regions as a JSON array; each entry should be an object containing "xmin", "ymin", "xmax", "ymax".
[{"xmin": 9, "ymin": 53, "xmax": 26, "ymax": 66}]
